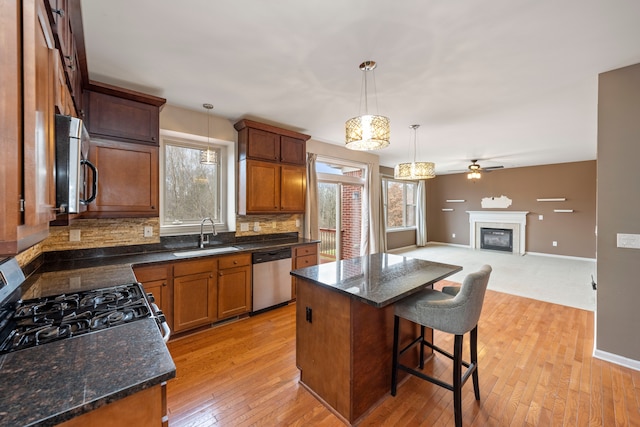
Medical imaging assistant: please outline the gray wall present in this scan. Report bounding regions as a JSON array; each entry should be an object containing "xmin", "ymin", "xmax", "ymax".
[
  {"xmin": 596, "ymin": 63, "xmax": 640, "ymax": 361},
  {"xmin": 426, "ymin": 161, "xmax": 597, "ymax": 258}
]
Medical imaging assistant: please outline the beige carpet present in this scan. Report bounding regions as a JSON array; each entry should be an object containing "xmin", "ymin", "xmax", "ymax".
[{"xmin": 392, "ymin": 243, "xmax": 596, "ymax": 311}]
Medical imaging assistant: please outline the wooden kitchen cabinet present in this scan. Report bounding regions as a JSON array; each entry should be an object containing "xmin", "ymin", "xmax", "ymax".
[
  {"xmin": 235, "ymin": 119, "xmax": 309, "ymax": 165},
  {"xmin": 0, "ymin": 0, "xmax": 57, "ymax": 255},
  {"xmin": 85, "ymin": 85, "xmax": 163, "ymax": 145},
  {"xmin": 291, "ymin": 243, "xmax": 318, "ymax": 299},
  {"xmin": 173, "ymin": 258, "xmax": 217, "ymax": 333},
  {"xmin": 217, "ymin": 253, "xmax": 252, "ymax": 319},
  {"xmin": 133, "ymin": 263, "xmax": 173, "ymax": 331},
  {"xmin": 82, "ymin": 139, "xmax": 159, "ymax": 218},
  {"xmin": 238, "ymin": 160, "xmax": 306, "ymax": 214}
]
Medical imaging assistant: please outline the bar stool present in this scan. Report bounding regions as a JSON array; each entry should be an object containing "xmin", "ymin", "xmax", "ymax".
[{"xmin": 391, "ymin": 265, "xmax": 492, "ymax": 427}]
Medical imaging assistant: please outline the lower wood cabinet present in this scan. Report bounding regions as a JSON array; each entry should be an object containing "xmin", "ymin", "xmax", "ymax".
[
  {"xmin": 173, "ymin": 258, "xmax": 217, "ymax": 333},
  {"xmin": 291, "ymin": 243, "xmax": 319, "ymax": 299},
  {"xmin": 133, "ymin": 264, "xmax": 173, "ymax": 330},
  {"xmin": 217, "ymin": 253, "xmax": 252, "ymax": 319}
]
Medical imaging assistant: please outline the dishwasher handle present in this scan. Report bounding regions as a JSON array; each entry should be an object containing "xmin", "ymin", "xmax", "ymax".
[{"xmin": 252, "ymin": 248, "xmax": 292, "ymax": 264}]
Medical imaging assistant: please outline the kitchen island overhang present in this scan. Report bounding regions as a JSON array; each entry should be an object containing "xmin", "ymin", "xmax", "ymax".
[{"xmin": 291, "ymin": 253, "xmax": 462, "ymax": 425}]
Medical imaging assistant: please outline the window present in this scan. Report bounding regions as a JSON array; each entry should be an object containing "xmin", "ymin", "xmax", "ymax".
[
  {"xmin": 383, "ymin": 178, "xmax": 417, "ymax": 230},
  {"xmin": 160, "ymin": 132, "xmax": 232, "ymax": 235}
]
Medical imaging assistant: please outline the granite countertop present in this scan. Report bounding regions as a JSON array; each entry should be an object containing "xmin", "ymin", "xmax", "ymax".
[
  {"xmin": 291, "ymin": 252, "xmax": 462, "ymax": 307},
  {"xmin": 0, "ymin": 234, "xmax": 319, "ymax": 426}
]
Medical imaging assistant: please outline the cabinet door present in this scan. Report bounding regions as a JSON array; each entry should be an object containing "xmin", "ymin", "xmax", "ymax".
[
  {"xmin": 87, "ymin": 91, "xmax": 160, "ymax": 145},
  {"xmin": 280, "ymin": 165, "xmax": 306, "ymax": 212},
  {"xmin": 280, "ymin": 136, "xmax": 306, "ymax": 165},
  {"xmin": 173, "ymin": 272, "xmax": 217, "ymax": 333},
  {"xmin": 85, "ymin": 139, "xmax": 159, "ymax": 217},
  {"xmin": 246, "ymin": 128, "xmax": 279, "ymax": 161},
  {"xmin": 244, "ymin": 160, "xmax": 280, "ymax": 213},
  {"xmin": 134, "ymin": 264, "xmax": 173, "ymax": 330},
  {"xmin": 218, "ymin": 265, "xmax": 251, "ymax": 319},
  {"xmin": 23, "ymin": 0, "xmax": 57, "ymax": 226}
]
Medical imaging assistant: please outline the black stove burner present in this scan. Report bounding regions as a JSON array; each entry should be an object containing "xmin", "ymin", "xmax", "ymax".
[{"xmin": 0, "ymin": 283, "xmax": 152, "ymax": 354}]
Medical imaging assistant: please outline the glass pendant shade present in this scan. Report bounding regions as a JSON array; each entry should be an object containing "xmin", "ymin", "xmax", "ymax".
[
  {"xmin": 394, "ymin": 161, "xmax": 435, "ymax": 180},
  {"xmin": 345, "ymin": 114, "xmax": 391, "ymax": 150},
  {"xmin": 393, "ymin": 124, "xmax": 436, "ymax": 180},
  {"xmin": 200, "ymin": 148, "xmax": 218, "ymax": 165},
  {"xmin": 467, "ymin": 171, "xmax": 481, "ymax": 180},
  {"xmin": 345, "ymin": 61, "xmax": 390, "ymax": 151},
  {"xmin": 200, "ymin": 103, "xmax": 218, "ymax": 165}
]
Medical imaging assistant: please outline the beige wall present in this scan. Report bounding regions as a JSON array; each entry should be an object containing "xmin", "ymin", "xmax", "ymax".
[
  {"xmin": 426, "ymin": 161, "xmax": 596, "ymax": 258},
  {"xmin": 596, "ymin": 63, "xmax": 640, "ymax": 362}
]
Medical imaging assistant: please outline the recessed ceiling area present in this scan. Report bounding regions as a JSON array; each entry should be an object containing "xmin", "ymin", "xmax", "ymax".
[{"xmin": 80, "ymin": 0, "xmax": 640, "ymax": 173}]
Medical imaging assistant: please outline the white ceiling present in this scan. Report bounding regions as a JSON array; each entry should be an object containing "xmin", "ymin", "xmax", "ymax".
[{"xmin": 80, "ymin": 0, "xmax": 640, "ymax": 174}]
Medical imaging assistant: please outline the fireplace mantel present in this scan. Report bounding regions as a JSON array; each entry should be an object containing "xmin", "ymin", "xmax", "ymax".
[{"xmin": 467, "ymin": 211, "xmax": 529, "ymax": 255}]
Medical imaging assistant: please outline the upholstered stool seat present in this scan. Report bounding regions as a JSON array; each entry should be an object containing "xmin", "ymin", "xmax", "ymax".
[{"xmin": 391, "ymin": 265, "xmax": 492, "ymax": 427}]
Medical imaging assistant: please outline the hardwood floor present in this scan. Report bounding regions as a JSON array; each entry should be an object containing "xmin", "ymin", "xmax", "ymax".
[{"xmin": 166, "ymin": 282, "xmax": 640, "ymax": 426}]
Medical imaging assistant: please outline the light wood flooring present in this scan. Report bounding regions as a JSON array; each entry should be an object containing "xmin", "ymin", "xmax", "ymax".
[{"xmin": 166, "ymin": 282, "xmax": 640, "ymax": 426}]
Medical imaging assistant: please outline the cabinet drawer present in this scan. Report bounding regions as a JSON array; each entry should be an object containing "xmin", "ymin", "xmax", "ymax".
[
  {"xmin": 294, "ymin": 254, "xmax": 317, "ymax": 269},
  {"xmin": 133, "ymin": 264, "xmax": 169, "ymax": 282},
  {"xmin": 218, "ymin": 253, "xmax": 251, "ymax": 270},
  {"xmin": 174, "ymin": 259, "xmax": 216, "ymax": 277},
  {"xmin": 294, "ymin": 244, "xmax": 317, "ymax": 257}
]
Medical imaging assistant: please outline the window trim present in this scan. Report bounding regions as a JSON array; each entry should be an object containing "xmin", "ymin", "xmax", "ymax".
[
  {"xmin": 159, "ymin": 129, "xmax": 235, "ymax": 236},
  {"xmin": 382, "ymin": 176, "xmax": 418, "ymax": 232}
]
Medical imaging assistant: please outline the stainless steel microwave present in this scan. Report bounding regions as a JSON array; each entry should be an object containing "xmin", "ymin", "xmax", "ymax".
[{"xmin": 54, "ymin": 115, "xmax": 98, "ymax": 214}]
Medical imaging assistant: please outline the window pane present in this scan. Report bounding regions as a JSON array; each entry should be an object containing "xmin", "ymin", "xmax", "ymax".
[
  {"xmin": 164, "ymin": 144, "xmax": 219, "ymax": 224},
  {"xmin": 386, "ymin": 181, "xmax": 404, "ymax": 228},
  {"xmin": 317, "ymin": 161, "xmax": 365, "ymax": 177},
  {"xmin": 406, "ymin": 183, "xmax": 416, "ymax": 227}
]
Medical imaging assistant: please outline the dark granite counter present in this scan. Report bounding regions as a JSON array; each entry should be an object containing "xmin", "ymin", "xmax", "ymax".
[
  {"xmin": 1, "ymin": 234, "xmax": 319, "ymax": 426},
  {"xmin": 291, "ymin": 252, "xmax": 462, "ymax": 307},
  {"xmin": 0, "ymin": 319, "xmax": 174, "ymax": 426}
]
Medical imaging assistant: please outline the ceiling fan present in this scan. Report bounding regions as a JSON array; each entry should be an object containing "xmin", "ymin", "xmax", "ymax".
[{"xmin": 466, "ymin": 159, "xmax": 504, "ymax": 179}]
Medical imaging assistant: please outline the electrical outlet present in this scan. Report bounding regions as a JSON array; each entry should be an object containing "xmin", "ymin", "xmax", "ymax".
[
  {"xmin": 296, "ymin": 219, "xmax": 300, "ymax": 227},
  {"xmin": 253, "ymin": 221, "xmax": 261, "ymax": 232},
  {"xmin": 272, "ymin": 221, "xmax": 277, "ymax": 228},
  {"xmin": 552, "ymin": 241, "xmax": 558, "ymax": 247},
  {"xmin": 69, "ymin": 229, "xmax": 81, "ymax": 242},
  {"xmin": 143, "ymin": 226, "xmax": 153, "ymax": 237},
  {"xmin": 452, "ymin": 233, "xmax": 456, "ymax": 238},
  {"xmin": 240, "ymin": 223, "xmax": 249, "ymax": 232}
]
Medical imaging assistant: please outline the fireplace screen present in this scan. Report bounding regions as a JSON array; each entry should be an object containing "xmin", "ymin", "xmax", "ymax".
[{"xmin": 480, "ymin": 228, "xmax": 513, "ymax": 252}]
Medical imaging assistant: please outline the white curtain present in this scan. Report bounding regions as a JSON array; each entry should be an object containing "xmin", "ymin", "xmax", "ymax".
[
  {"xmin": 416, "ymin": 180, "xmax": 427, "ymax": 246},
  {"xmin": 379, "ymin": 178, "xmax": 388, "ymax": 252},
  {"xmin": 361, "ymin": 163, "xmax": 383, "ymax": 255},
  {"xmin": 303, "ymin": 153, "xmax": 319, "ymax": 240}
]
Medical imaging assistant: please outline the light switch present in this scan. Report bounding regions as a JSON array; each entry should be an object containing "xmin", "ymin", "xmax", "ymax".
[
  {"xmin": 539, "ymin": 215, "xmax": 543, "ymax": 220},
  {"xmin": 69, "ymin": 229, "xmax": 81, "ymax": 242},
  {"xmin": 617, "ymin": 233, "xmax": 640, "ymax": 249},
  {"xmin": 240, "ymin": 223, "xmax": 249, "ymax": 232}
]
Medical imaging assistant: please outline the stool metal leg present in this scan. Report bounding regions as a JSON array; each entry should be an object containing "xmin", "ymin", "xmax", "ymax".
[
  {"xmin": 471, "ymin": 326, "xmax": 480, "ymax": 400},
  {"xmin": 419, "ymin": 325, "xmax": 426, "ymax": 369},
  {"xmin": 391, "ymin": 315, "xmax": 400, "ymax": 396},
  {"xmin": 453, "ymin": 334, "xmax": 463, "ymax": 427}
]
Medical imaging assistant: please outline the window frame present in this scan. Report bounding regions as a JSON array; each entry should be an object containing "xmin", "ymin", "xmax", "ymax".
[
  {"xmin": 159, "ymin": 130, "xmax": 235, "ymax": 236},
  {"xmin": 383, "ymin": 177, "xmax": 418, "ymax": 232}
]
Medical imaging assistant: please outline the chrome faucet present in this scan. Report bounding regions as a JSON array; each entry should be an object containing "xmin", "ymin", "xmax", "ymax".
[{"xmin": 199, "ymin": 217, "xmax": 217, "ymax": 248}]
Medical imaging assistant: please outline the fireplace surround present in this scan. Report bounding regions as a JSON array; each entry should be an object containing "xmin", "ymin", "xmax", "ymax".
[{"xmin": 467, "ymin": 211, "xmax": 529, "ymax": 255}]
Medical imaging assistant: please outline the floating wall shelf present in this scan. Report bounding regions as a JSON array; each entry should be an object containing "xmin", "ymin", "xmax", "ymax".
[
  {"xmin": 441, "ymin": 208, "xmax": 454, "ymax": 212},
  {"xmin": 553, "ymin": 209, "xmax": 574, "ymax": 213},
  {"xmin": 445, "ymin": 199, "xmax": 465, "ymax": 203},
  {"xmin": 537, "ymin": 198, "xmax": 566, "ymax": 202}
]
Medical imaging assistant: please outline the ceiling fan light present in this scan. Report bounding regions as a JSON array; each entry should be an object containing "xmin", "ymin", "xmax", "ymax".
[{"xmin": 467, "ymin": 171, "xmax": 481, "ymax": 180}]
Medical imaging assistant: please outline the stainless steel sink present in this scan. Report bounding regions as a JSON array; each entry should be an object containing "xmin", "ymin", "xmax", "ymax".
[{"xmin": 172, "ymin": 246, "xmax": 240, "ymax": 257}]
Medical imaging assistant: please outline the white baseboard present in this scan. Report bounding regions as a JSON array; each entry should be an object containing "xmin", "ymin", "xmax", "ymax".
[
  {"xmin": 526, "ymin": 251, "xmax": 596, "ymax": 262},
  {"xmin": 593, "ymin": 349, "xmax": 640, "ymax": 371}
]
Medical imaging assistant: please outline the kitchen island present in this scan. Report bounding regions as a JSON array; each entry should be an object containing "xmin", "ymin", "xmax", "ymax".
[{"xmin": 291, "ymin": 253, "xmax": 462, "ymax": 425}]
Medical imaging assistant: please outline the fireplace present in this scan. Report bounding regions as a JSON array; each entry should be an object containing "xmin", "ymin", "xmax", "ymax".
[
  {"xmin": 481, "ymin": 228, "xmax": 513, "ymax": 252},
  {"xmin": 467, "ymin": 211, "xmax": 529, "ymax": 255}
]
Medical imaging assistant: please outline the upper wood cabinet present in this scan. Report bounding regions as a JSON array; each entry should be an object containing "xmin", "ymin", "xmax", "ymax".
[
  {"xmin": 235, "ymin": 119, "xmax": 310, "ymax": 166},
  {"xmin": 85, "ymin": 86, "xmax": 163, "ymax": 145},
  {"xmin": 235, "ymin": 120, "xmax": 310, "ymax": 215},
  {"xmin": 83, "ymin": 139, "xmax": 159, "ymax": 218},
  {"xmin": 0, "ymin": 0, "xmax": 57, "ymax": 255}
]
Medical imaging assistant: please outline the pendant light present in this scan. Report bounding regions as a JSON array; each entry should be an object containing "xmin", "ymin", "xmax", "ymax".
[
  {"xmin": 200, "ymin": 103, "xmax": 218, "ymax": 165},
  {"xmin": 345, "ymin": 60, "xmax": 391, "ymax": 150},
  {"xmin": 394, "ymin": 125, "xmax": 435, "ymax": 180}
]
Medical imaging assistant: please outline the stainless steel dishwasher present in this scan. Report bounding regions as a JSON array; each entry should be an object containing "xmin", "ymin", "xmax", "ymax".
[{"xmin": 251, "ymin": 247, "xmax": 292, "ymax": 313}]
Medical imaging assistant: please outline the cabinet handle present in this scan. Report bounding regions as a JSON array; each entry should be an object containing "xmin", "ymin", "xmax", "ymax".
[
  {"xmin": 233, "ymin": 260, "xmax": 238, "ymax": 264},
  {"xmin": 210, "ymin": 274, "xmax": 213, "ymax": 278},
  {"xmin": 162, "ymin": 282, "xmax": 167, "ymax": 287},
  {"xmin": 218, "ymin": 272, "xmax": 223, "ymax": 277}
]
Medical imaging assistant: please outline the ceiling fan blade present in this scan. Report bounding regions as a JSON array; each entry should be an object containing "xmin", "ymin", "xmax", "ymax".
[{"xmin": 483, "ymin": 165, "xmax": 504, "ymax": 171}]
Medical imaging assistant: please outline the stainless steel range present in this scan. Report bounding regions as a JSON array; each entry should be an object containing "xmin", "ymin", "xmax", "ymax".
[{"xmin": 0, "ymin": 257, "xmax": 169, "ymax": 355}]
